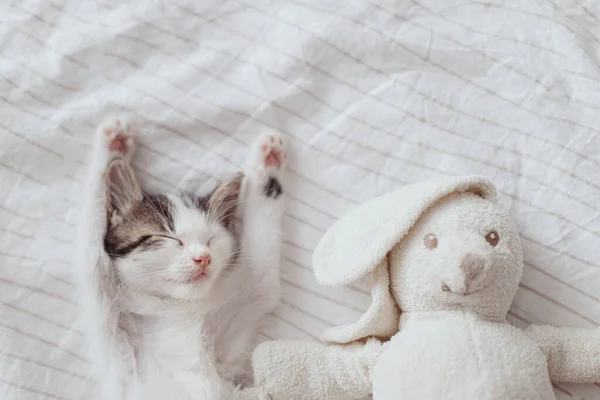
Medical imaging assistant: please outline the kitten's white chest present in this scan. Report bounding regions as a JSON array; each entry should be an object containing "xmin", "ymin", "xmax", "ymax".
[
  {"xmin": 142, "ymin": 319, "xmax": 204, "ymax": 365},
  {"xmin": 133, "ymin": 316, "xmax": 212, "ymax": 399},
  {"xmin": 372, "ymin": 313, "xmax": 554, "ymax": 400}
]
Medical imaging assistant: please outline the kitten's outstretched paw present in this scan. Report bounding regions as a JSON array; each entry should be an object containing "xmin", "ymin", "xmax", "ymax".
[
  {"xmin": 250, "ymin": 131, "xmax": 287, "ymax": 174},
  {"xmin": 247, "ymin": 130, "xmax": 286, "ymax": 199},
  {"xmin": 98, "ymin": 116, "xmax": 136, "ymax": 158}
]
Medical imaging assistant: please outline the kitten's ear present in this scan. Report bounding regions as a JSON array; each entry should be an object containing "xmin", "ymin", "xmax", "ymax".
[
  {"xmin": 207, "ymin": 172, "xmax": 243, "ymax": 227},
  {"xmin": 105, "ymin": 159, "xmax": 142, "ymax": 224}
]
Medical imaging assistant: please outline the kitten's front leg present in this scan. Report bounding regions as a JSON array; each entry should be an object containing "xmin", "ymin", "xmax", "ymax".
[
  {"xmin": 179, "ymin": 346, "xmax": 256, "ymax": 400},
  {"xmin": 76, "ymin": 116, "xmax": 137, "ymax": 398},
  {"xmin": 214, "ymin": 131, "xmax": 287, "ymax": 384},
  {"xmin": 241, "ymin": 130, "xmax": 287, "ymax": 306},
  {"xmin": 181, "ymin": 358, "xmax": 234, "ymax": 400}
]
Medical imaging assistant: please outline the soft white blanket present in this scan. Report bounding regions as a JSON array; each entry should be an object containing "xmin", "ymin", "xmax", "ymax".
[{"xmin": 0, "ymin": 1, "xmax": 599, "ymax": 398}]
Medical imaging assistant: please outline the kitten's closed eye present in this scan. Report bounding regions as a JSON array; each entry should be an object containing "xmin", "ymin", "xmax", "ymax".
[
  {"xmin": 154, "ymin": 234, "xmax": 183, "ymax": 247},
  {"xmin": 111, "ymin": 235, "xmax": 155, "ymax": 256},
  {"xmin": 109, "ymin": 234, "xmax": 182, "ymax": 256}
]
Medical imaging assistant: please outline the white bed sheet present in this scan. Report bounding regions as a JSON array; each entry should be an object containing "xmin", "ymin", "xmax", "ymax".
[{"xmin": 1, "ymin": 0, "xmax": 599, "ymax": 398}]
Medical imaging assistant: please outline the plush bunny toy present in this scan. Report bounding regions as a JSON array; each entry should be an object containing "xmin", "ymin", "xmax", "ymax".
[{"xmin": 251, "ymin": 175, "xmax": 600, "ymax": 400}]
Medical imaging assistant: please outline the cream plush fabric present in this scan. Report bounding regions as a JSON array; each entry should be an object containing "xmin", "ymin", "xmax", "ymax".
[
  {"xmin": 251, "ymin": 176, "xmax": 600, "ymax": 400},
  {"xmin": 252, "ymin": 339, "xmax": 381, "ymax": 400}
]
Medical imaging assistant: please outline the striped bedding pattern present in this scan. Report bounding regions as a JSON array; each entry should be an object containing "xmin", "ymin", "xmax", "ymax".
[{"xmin": 1, "ymin": 0, "xmax": 599, "ymax": 398}]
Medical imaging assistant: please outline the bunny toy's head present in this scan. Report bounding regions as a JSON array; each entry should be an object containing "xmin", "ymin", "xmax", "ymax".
[
  {"xmin": 313, "ymin": 176, "xmax": 523, "ymax": 344},
  {"xmin": 390, "ymin": 191, "xmax": 522, "ymax": 316}
]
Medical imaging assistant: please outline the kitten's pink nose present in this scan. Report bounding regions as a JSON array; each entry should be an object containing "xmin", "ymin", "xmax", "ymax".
[{"xmin": 193, "ymin": 253, "xmax": 212, "ymax": 270}]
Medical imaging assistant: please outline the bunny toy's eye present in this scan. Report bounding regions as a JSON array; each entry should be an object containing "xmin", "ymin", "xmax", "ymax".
[
  {"xmin": 485, "ymin": 231, "xmax": 500, "ymax": 247},
  {"xmin": 424, "ymin": 233, "xmax": 438, "ymax": 249}
]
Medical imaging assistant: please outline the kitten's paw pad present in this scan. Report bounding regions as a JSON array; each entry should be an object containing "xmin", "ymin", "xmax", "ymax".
[
  {"xmin": 247, "ymin": 131, "xmax": 286, "ymax": 199},
  {"xmin": 254, "ymin": 131, "xmax": 287, "ymax": 171},
  {"xmin": 99, "ymin": 116, "xmax": 136, "ymax": 157}
]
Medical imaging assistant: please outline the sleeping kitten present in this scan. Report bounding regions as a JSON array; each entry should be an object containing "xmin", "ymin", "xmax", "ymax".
[{"xmin": 76, "ymin": 116, "xmax": 286, "ymax": 400}]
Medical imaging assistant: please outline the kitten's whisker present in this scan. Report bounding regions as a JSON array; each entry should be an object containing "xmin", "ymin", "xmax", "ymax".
[
  {"xmin": 113, "ymin": 271, "xmax": 166, "ymax": 298},
  {"xmin": 211, "ymin": 199, "xmax": 243, "ymax": 225}
]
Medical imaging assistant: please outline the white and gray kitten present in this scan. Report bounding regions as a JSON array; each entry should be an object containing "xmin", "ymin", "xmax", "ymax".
[{"xmin": 76, "ymin": 116, "xmax": 286, "ymax": 400}]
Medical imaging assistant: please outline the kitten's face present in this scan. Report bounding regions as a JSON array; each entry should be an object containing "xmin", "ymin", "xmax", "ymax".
[{"xmin": 103, "ymin": 160, "xmax": 241, "ymax": 301}]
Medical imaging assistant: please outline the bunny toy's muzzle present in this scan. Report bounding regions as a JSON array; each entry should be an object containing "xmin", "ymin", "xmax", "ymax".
[{"xmin": 440, "ymin": 252, "xmax": 494, "ymax": 295}]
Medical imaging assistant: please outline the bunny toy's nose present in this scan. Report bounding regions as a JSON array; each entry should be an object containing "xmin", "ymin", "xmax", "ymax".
[
  {"xmin": 193, "ymin": 253, "xmax": 212, "ymax": 270},
  {"xmin": 442, "ymin": 253, "xmax": 490, "ymax": 295},
  {"xmin": 460, "ymin": 253, "xmax": 486, "ymax": 283}
]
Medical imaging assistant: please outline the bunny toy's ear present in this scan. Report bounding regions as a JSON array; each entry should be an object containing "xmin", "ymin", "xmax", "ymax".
[
  {"xmin": 313, "ymin": 175, "xmax": 497, "ymax": 344},
  {"xmin": 320, "ymin": 260, "xmax": 400, "ymax": 344}
]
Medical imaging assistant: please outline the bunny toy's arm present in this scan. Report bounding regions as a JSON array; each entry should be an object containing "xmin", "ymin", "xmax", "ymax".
[
  {"xmin": 251, "ymin": 338, "xmax": 383, "ymax": 400},
  {"xmin": 526, "ymin": 325, "xmax": 600, "ymax": 383}
]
